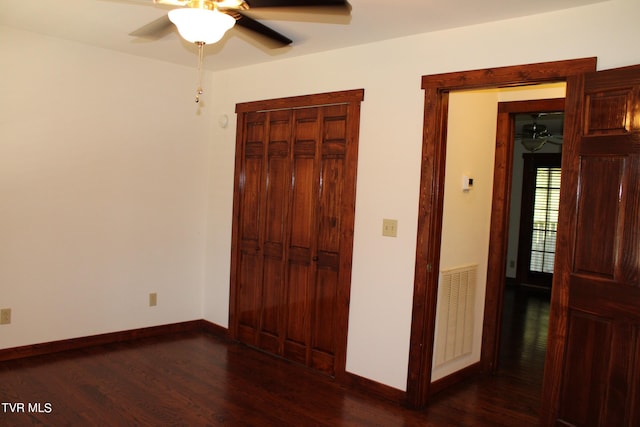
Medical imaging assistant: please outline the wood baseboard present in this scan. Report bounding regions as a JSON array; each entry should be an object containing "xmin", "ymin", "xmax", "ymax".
[
  {"xmin": 0, "ymin": 319, "xmax": 229, "ymax": 362},
  {"xmin": 199, "ymin": 319, "xmax": 229, "ymax": 338},
  {"xmin": 344, "ymin": 371, "xmax": 406, "ymax": 404},
  {"xmin": 429, "ymin": 362, "xmax": 482, "ymax": 396}
]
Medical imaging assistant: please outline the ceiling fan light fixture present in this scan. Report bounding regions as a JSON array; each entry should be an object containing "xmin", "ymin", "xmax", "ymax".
[{"xmin": 168, "ymin": 8, "xmax": 235, "ymax": 44}]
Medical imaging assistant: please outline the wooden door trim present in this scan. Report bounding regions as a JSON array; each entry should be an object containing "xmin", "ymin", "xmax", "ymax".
[
  {"xmin": 235, "ymin": 89, "xmax": 365, "ymax": 113},
  {"xmin": 407, "ymin": 58, "xmax": 597, "ymax": 408},
  {"xmin": 483, "ymin": 99, "xmax": 564, "ymax": 375}
]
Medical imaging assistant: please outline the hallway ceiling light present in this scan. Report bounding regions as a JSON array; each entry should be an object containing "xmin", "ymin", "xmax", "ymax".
[{"xmin": 517, "ymin": 114, "xmax": 564, "ymax": 152}]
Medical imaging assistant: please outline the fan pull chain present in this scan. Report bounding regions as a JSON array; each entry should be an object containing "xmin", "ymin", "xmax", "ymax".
[{"xmin": 195, "ymin": 41, "xmax": 205, "ymax": 103}]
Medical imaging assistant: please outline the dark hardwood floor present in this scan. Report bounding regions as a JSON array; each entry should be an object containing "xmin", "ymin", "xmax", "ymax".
[{"xmin": 0, "ymin": 285, "xmax": 549, "ymax": 426}]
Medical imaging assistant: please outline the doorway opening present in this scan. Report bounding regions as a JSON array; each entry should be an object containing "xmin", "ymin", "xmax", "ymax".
[
  {"xmin": 513, "ymin": 108, "xmax": 564, "ymax": 290},
  {"xmin": 497, "ymin": 100, "xmax": 564, "ymax": 391},
  {"xmin": 406, "ymin": 58, "xmax": 597, "ymax": 409},
  {"xmin": 427, "ymin": 94, "xmax": 565, "ymax": 388}
]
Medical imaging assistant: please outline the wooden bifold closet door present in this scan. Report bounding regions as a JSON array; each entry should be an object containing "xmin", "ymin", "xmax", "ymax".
[{"xmin": 229, "ymin": 90, "xmax": 364, "ymax": 377}]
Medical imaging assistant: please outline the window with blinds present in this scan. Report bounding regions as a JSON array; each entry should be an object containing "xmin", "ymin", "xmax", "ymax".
[{"xmin": 530, "ymin": 167, "xmax": 561, "ymax": 274}]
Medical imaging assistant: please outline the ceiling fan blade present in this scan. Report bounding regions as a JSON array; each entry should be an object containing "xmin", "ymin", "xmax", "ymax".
[
  {"xmin": 246, "ymin": 0, "xmax": 347, "ymax": 7},
  {"xmin": 129, "ymin": 14, "xmax": 174, "ymax": 38},
  {"xmin": 234, "ymin": 12, "xmax": 292, "ymax": 46},
  {"xmin": 547, "ymin": 136, "xmax": 564, "ymax": 144},
  {"xmin": 153, "ymin": 0, "xmax": 189, "ymax": 6}
]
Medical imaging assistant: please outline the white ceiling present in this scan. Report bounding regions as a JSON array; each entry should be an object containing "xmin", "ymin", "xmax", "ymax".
[{"xmin": 0, "ymin": 0, "xmax": 604, "ymax": 71}]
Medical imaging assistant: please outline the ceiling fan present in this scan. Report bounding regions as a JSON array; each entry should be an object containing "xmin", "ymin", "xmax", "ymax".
[
  {"xmin": 126, "ymin": 0, "xmax": 351, "ymax": 102},
  {"xmin": 516, "ymin": 113, "xmax": 564, "ymax": 152},
  {"xmin": 130, "ymin": 0, "xmax": 351, "ymax": 46}
]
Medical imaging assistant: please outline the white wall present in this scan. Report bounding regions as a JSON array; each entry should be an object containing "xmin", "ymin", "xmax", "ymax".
[
  {"xmin": 0, "ymin": 27, "xmax": 212, "ymax": 348},
  {"xmin": 203, "ymin": 0, "xmax": 640, "ymax": 391}
]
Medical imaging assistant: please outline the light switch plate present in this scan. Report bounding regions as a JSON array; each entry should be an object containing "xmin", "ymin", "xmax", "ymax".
[
  {"xmin": 382, "ymin": 219, "xmax": 398, "ymax": 237},
  {"xmin": 0, "ymin": 308, "xmax": 11, "ymax": 325}
]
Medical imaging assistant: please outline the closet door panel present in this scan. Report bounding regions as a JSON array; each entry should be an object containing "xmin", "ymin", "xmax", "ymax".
[
  {"xmin": 311, "ymin": 268, "xmax": 339, "ymax": 372},
  {"xmin": 311, "ymin": 105, "xmax": 349, "ymax": 373},
  {"xmin": 284, "ymin": 262, "xmax": 312, "ymax": 364},
  {"xmin": 236, "ymin": 112, "xmax": 267, "ymax": 344},
  {"xmin": 236, "ymin": 251, "xmax": 261, "ymax": 343},
  {"xmin": 259, "ymin": 110, "xmax": 292, "ymax": 352},
  {"xmin": 283, "ymin": 108, "xmax": 320, "ymax": 364}
]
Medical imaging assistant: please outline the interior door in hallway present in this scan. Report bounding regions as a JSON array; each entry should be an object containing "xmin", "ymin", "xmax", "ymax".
[
  {"xmin": 542, "ymin": 65, "xmax": 640, "ymax": 426},
  {"xmin": 229, "ymin": 90, "xmax": 364, "ymax": 377}
]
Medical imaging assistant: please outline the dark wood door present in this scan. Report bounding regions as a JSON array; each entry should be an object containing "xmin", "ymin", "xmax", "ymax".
[
  {"xmin": 230, "ymin": 90, "xmax": 363, "ymax": 378},
  {"xmin": 542, "ymin": 65, "xmax": 640, "ymax": 426}
]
